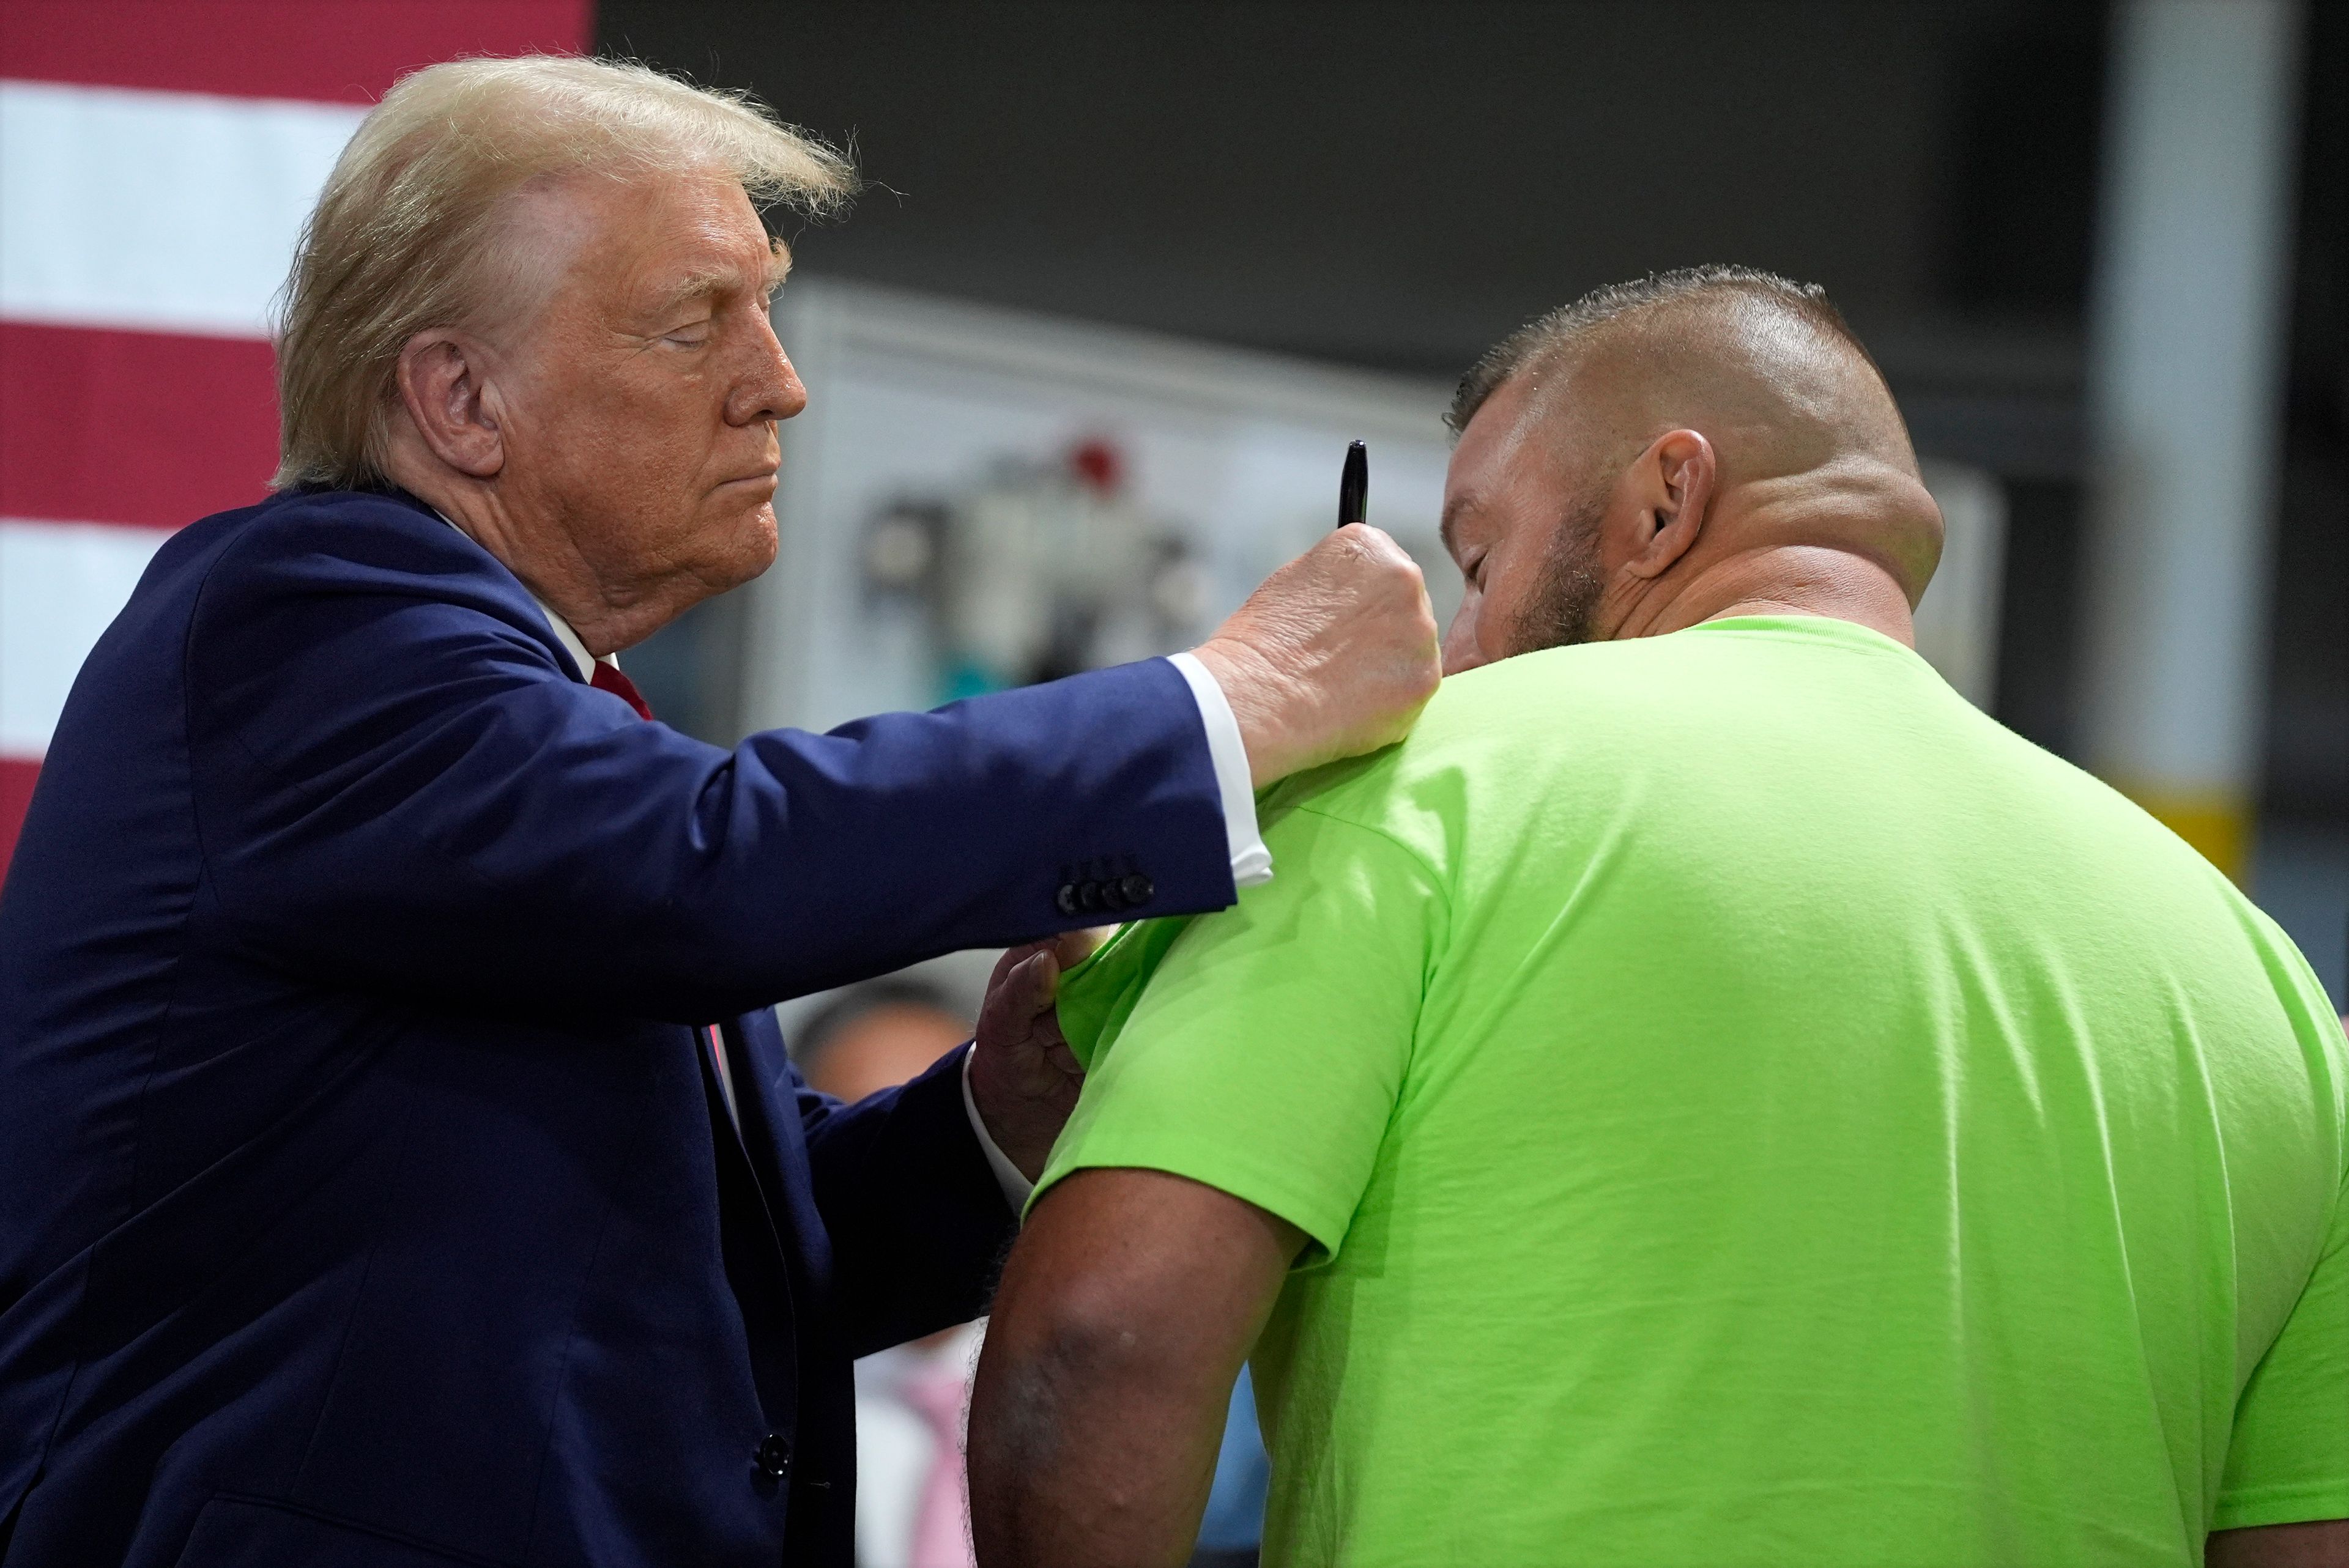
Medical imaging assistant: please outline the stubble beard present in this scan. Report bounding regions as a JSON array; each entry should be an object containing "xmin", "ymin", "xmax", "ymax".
[{"xmin": 1507, "ymin": 494, "xmax": 1608, "ymax": 654}]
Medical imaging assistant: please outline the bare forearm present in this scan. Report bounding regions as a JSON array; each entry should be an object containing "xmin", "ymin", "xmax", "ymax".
[
  {"xmin": 968, "ymin": 1168, "xmax": 1304, "ymax": 1568},
  {"xmin": 968, "ymin": 1323, "xmax": 1230, "ymax": 1567}
]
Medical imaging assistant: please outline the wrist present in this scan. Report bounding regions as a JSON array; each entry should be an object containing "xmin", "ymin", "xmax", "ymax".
[
  {"xmin": 966, "ymin": 1045, "xmax": 1055, "ymax": 1183},
  {"xmin": 962, "ymin": 1048, "xmax": 1037, "ymax": 1200},
  {"xmin": 1188, "ymin": 636, "xmax": 1294, "ymax": 788}
]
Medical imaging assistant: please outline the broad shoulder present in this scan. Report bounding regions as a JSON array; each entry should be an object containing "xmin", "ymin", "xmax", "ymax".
[
  {"xmin": 184, "ymin": 489, "xmax": 571, "ymax": 683},
  {"xmin": 1255, "ymin": 643, "xmax": 1647, "ymax": 844},
  {"xmin": 202, "ymin": 487, "xmax": 507, "ymax": 590},
  {"xmin": 195, "ymin": 489, "xmax": 540, "ymax": 628},
  {"xmin": 1253, "ymin": 626, "xmax": 1897, "ymax": 879}
]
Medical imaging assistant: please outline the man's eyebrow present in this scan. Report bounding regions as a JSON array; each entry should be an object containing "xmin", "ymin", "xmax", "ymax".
[
  {"xmin": 648, "ymin": 246, "xmax": 789, "ymax": 319},
  {"xmin": 1438, "ymin": 494, "xmax": 1474, "ymax": 558},
  {"xmin": 650, "ymin": 269, "xmax": 732, "ymax": 316}
]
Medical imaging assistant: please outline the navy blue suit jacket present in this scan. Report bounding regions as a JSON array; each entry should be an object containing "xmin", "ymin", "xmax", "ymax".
[{"xmin": 0, "ymin": 488, "xmax": 1235, "ymax": 1566}]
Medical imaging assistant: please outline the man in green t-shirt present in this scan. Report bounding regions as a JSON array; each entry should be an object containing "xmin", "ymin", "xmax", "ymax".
[{"xmin": 966, "ymin": 267, "xmax": 2349, "ymax": 1568}]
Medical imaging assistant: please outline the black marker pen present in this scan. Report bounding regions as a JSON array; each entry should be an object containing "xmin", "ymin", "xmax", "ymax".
[{"xmin": 1337, "ymin": 440, "xmax": 1368, "ymax": 529}]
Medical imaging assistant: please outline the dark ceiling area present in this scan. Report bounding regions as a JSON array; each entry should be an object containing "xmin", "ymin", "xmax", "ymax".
[
  {"xmin": 599, "ymin": 0, "xmax": 2341, "ymax": 817},
  {"xmin": 598, "ymin": 2, "xmax": 2103, "ymax": 391}
]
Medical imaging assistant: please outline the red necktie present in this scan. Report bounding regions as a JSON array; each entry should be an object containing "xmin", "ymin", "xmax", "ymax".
[{"xmin": 589, "ymin": 660, "xmax": 653, "ymax": 721}]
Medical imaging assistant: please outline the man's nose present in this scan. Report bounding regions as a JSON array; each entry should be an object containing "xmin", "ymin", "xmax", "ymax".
[{"xmin": 729, "ymin": 313, "xmax": 807, "ymax": 426}]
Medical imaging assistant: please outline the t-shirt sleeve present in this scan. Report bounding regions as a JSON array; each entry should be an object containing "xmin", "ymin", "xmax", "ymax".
[
  {"xmin": 2213, "ymin": 1148, "xmax": 2349, "ymax": 1529},
  {"xmin": 1034, "ymin": 804, "xmax": 1445, "ymax": 1263}
]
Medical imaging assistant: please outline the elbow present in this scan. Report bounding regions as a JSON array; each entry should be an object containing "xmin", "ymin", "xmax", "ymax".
[
  {"xmin": 979, "ymin": 1281, "xmax": 1161, "ymax": 1452},
  {"xmin": 1005, "ymin": 1269, "xmax": 1181, "ymax": 1402},
  {"xmin": 973, "ymin": 1270, "xmax": 1197, "ymax": 1496},
  {"xmin": 970, "ymin": 1290, "xmax": 1192, "ymax": 1566}
]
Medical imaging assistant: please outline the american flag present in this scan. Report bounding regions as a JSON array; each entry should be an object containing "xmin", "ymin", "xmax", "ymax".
[{"xmin": 0, "ymin": 0, "xmax": 590, "ymax": 876}]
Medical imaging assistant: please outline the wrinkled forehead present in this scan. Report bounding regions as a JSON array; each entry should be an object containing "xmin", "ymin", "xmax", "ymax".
[
  {"xmin": 636, "ymin": 233, "xmax": 793, "ymax": 319},
  {"xmin": 489, "ymin": 166, "xmax": 785, "ymax": 323}
]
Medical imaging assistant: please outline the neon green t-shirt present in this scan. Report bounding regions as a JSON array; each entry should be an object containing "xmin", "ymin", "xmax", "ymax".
[{"xmin": 1039, "ymin": 615, "xmax": 2349, "ymax": 1568}]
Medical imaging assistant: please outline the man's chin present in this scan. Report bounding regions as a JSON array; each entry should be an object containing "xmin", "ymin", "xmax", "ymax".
[
  {"xmin": 725, "ymin": 503, "xmax": 781, "ymax": 584},
  {"xmin": 674, "ymin": 503, "xmax": 782, "ymax": 600}
]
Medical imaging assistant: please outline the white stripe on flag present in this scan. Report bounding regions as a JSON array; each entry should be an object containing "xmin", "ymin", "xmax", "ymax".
[
  {"xmin": 0, "ymin": 80, "xmax": 365, "ymax": 339},
  {"xmin": 0, "ymin": 519, "xmax": 173, "ymax": 755}
]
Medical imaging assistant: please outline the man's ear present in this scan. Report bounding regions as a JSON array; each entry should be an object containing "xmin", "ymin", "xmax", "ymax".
[
  {"xmin": 393, "ymin": 330, "xmax": 505, "ymax": 479},
  {"xmin": 1622, "ymin": 428, "xmax": 1715, "ymax": 580}
]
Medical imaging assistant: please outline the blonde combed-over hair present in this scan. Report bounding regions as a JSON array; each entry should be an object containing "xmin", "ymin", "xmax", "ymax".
[{"xmin": 272, "ymin": 55, "xmax": 856, "ymax": 492}]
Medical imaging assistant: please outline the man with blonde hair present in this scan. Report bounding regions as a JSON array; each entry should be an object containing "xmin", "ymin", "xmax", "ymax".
[{"xmin": 0, "ymin": 56, "xmax": 1439, "ymax": 1567}]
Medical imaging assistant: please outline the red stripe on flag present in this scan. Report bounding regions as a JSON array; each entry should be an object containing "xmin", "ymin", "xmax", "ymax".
[
  {"xmin": 0, "ymin": 756, "xmax": 38, "ymax": 886},
  {"xmin": 0, "ymin": 323, "xmax": 280, "ymax": 530},
  {"xmin": 0, "ymin": 1, "xmax": 592, "ymax": 106}
]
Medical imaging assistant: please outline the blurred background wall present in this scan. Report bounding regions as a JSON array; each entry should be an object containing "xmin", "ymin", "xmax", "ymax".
[
  {"xmin": 606, "ymin": 0, "xmax": 2346, "ymax": 1006},
  {"xmin": 1, "ymin": 0, "xmax": 2341, "ymax": 1007}
]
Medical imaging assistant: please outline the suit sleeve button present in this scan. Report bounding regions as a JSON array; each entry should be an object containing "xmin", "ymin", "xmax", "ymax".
[
  {"xmin": 1055, "ymin": 883, "xmax": 1080, "ymax": 915},
  {"xmin": 1075, "ymin": 880, "xmax": 1104, "ymax": 912},
  {"xmin": 1119, "ymin": 873, "xmax": 1154, "ymax": 904}
]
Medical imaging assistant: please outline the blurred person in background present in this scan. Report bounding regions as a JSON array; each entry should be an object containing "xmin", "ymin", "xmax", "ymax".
[
  {"xmin": 801, "ymin": 980, "xmax": 1270, "ymax": 1568},
  {"xmin": 796, "ymin": 980, "xmax": 987, "ymax": 1568},
  {"xmin": 971, "ymin": 268, "xmax": 2348, "ymax": 1568},
  {"xmin": 0, "ymin": 54, "xmax": 1443, "ymax": 1568},
  {"xmin": 797, "ymin": 982, "xmax": 979, "ymax": 1108}
]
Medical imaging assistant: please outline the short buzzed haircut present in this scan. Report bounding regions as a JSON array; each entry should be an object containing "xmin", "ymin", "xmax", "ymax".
[{"xmin": 1446, "ymin": 265, "xmax": 1872, "ymax": 438}]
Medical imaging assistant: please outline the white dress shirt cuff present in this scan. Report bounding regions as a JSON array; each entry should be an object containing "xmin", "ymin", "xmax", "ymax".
[
  {"xmin": 1165, "ymin": 651, "xmax": 1274, "ymax": 888},
  {"xmin": 961, "ymin": 1047, "xmax": 1034, "ymax": 1210}
]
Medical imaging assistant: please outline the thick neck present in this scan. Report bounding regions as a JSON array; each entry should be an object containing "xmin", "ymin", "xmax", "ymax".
[
  {"xmin": 1610, "ymin": 461, "xmax": 1935, "ymax": 649},
  {"xmin": 1614, "ymin": 543, "xmax": 1920, "ymax": 648}
]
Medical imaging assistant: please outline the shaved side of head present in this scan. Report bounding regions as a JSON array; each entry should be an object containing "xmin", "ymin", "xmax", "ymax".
[
  {"xmin": 1451, "ymin": 268, "xmax": 1872, "ymax": 424},
  {"xmin": 1451, "ymin": 266, "xmax": 1943, "ymax": 619},
  {"xmin": 1453, "ymin": 267, "xmax": 1915, "ymax": 479}
]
